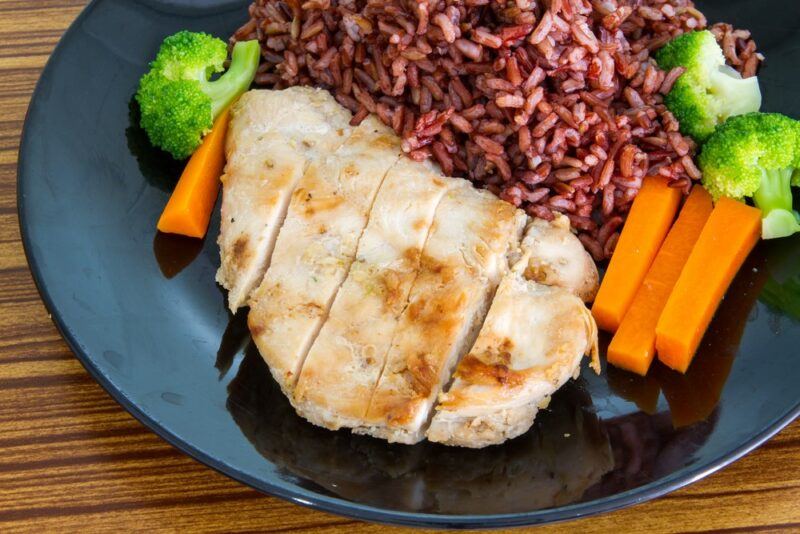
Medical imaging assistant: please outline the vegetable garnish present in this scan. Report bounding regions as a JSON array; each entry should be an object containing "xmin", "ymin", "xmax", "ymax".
[
  {"xmin": 136, "ymin": 31, "xmax": 259, "ymax": 160},
  {"xmin": 157, "ymin": 108, "xmax": 230, "ymax": 238},
  {"xmin": 700, "ymin": 112, "xmax": 800, "ymax": 240},
  {"xmin": 656, "ymin": 30, "xmax": 762, "ymax": 143},
  {"xmin": 592, "ymin": 176, "xmax": 683, "ymax": 333},
  {"xmin": 656, "ymin": 197, "xmax": 761, "ymax": 373},
  {"xmin": 608, "ymin": 186, "xmax": 713, "ymax": 376}
]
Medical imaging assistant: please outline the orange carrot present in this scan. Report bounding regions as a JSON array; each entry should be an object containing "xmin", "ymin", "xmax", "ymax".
[
  {"xmin": 607, "ymin": 186, "xmax": 713, "ymax": 375},
  {"xmin": 656, "ymin": 197, "xmax": 761, "ymax": 373},
  {"xmin": 157, "ymin": 108, "xmax": 230, "ymax": 238},
  {"xmin": 592, "ymin": 176, "xmax": 682, "ymax": 333}
]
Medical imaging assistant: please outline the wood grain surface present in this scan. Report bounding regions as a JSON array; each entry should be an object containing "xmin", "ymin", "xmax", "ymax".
[{"xmin": 1, "ymin": 1, "xmax": 798, "ymax": 532}]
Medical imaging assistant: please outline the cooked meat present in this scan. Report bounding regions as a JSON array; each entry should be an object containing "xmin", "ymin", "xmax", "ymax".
[
  {"xmin": 217, "ymin": 89, "xmax": 604, "ymax": 448},
  {"xmin": 292, "ymin": 158, "xmax": 451, "ymax": 429},
  {"xmin": 247, "ymin": 116, "xmax": 403, "ymax": 396},
  {"xmin": 357, "ymin": 183, "xmax": 526, "ymax": 444},
  {"xmin": 426, "ymin": 272, "xmax": 600, "ymax": 448},
  {"xmin": 216, "ymin": 88, "xmax": 352, "ymax": 311},
  {"xmin": 517, "ymin": 214, "xmax": 599, "ymax": 303}
]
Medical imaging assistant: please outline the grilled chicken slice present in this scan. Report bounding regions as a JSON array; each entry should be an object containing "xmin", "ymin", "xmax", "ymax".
[
  {"xmin": 427, "ymin": 272, "xmax": 600, "ymax": 448},
  {"xmin": 357, "ymin": 183, "xmax": 526, "ymax": 444},
  {"xmin": 247, "ymin": 116, "xmax": 403, "ymax": 397},
  {"xmin": 293, "ymin": 159, "xmax": 451, "ymax": 429},
  {"xmin": 516, "ymin": 213, "xmax": 599, "ymax": 302},
  {"xmin": 216, "ymin": 88, "xmax": 352, "ymax": 312}
]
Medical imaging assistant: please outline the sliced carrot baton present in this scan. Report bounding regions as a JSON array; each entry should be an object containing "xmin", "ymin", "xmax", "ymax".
[
  {"xmin": 157, "ymin": 108, "xmax": 231, "ymax": 238},
  {"xmin": 656, "ymin": 197, "xmax": 762, "ymax": 373},
  {"xmin": 607, "ymin": 186, "xmax": 713, "ymax": 375},
  {"xmin": 592, "ymin": 176, "xmax": 683, "ymax": 333}
]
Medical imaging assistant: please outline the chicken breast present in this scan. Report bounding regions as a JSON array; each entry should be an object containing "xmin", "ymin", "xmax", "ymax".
[
  {"xmin": 517, "ymin": 213, "xmax": 599, "ymax": 302},
  {"xmin": 216, "ymin": 88, "xmax": 352, "ymax": 311},
  {"xmin": 247, "ymin": 116, "xmax": 403, "ymax": 397},
  {"xmin": 357, "ymin": 183, "xmax": 527, "ymax": 444},
  {"xmin": 427, "ymin": 271, "xmax": 600, "ymax": 448},
  {"xmin": 292, "ymin": 159, "xmax": 451, "ymax": 430}
]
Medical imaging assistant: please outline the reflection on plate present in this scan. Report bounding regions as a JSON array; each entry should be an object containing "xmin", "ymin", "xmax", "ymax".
[
  {"xmin": 607, "ymin": 245, "xmax": 769, "ymax": 427},
  {"xmin": 228, "ymin": 347, "xmax": 613, "ymax": 514},
  {"xmin": 226, "ymin": 343, "xmax": 726, "ymax": 513}
]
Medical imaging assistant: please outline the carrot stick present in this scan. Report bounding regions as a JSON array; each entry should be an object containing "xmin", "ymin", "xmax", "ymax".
[
  {"xmin": 592, "ymin": 176, "xmax": 683, "ymax": 333},
  {"xmin": 607, "ymin": 186, "xmax": 713, "ymax": 375},
  {"xmin": 656, "ymin": 197, "xmax": 762, "ymax": 373},
  {"xmin": 157, "ymin": 108, "xmax": 230, "ymax": 238}
]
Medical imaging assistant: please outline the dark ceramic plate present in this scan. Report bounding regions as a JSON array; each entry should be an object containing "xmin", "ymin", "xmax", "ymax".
[{"xmin": 17, "ymin": 0, "xmax": 800, "ymax": 529}]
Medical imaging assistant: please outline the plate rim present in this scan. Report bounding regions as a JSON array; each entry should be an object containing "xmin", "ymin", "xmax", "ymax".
[{"xmin": 15, "ymin": 0, "xmax": 800, "ymax": 528}]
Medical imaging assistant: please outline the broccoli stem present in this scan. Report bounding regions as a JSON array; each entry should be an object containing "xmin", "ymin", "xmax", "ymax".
[
  {"xmin": 753, "ymin": 168, "xmax": 800, "ymax": 239},
  {"xmin": 201, "ymin": 40, "xmax": 261, "ymax": 119},
  {"xmin": 709, "ymin": 65, "xmax": 762, "ymax": 123}
]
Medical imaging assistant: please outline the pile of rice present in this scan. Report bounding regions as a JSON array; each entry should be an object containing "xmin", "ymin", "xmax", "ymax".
[{"xmin": 233, "ymin": 0, "xmax": 761, "ymax": 260}]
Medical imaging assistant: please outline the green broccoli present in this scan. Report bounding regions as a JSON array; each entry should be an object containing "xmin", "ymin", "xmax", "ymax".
[
  {"xmin": 135, "ymin": 31, "xmax": 261, "ymax": 159},
  {"xmin": 656, "ymin": 30, "xmax": 762, "ymax": 143},
  {"xmin": 699, "ymin": 112, "xmax": 800, "ymax": 240}
]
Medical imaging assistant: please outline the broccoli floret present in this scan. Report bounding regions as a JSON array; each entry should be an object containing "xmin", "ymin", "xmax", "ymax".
[
  {"xmin": 656, "ymin": 30, "xmax": 762, "ymax": 143},
  {"xmin": 699, "ymin": 112, "xmax": 800, "ymax": 239},
  {"xmin": 135, "ymin": 31, "xmax": 260, "ymax": 159}
]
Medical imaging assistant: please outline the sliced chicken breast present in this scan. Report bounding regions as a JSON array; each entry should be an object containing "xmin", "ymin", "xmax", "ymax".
[
  {"xmin": 216, "ymin": 88, "xmax": 352, "ymax": 312},
  {"xmin": 517, "ymin": 213, "xmax": 599, "ymax": 302},
  {"xmin": 293, "ymin": 159, "xmax": 451, "ymax": 429},
  {"xmin": 247, "ymin": 116, "xmax": 403, "ymax": 397},
  {"xmin": 357, "ymin": 183, "xmax": 527, "ymax": 444},
  {"xmin": 427, "ymin": 271, "xmax": 600, "ymax": 448}
]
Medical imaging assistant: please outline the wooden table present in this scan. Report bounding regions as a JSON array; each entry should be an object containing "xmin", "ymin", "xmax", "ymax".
[{"xmin": 1, "ymin": 1, "xmax": 798, "ymax": 532}]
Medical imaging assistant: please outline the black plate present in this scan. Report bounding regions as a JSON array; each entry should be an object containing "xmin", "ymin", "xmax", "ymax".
[{"xmin": 17, "ymin": 0, "xmax": 800, "ymax": 528}]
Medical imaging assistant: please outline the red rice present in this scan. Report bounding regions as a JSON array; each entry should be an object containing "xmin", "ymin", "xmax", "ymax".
[{"xmin": 233, "ymin": 0, "xmax": 761, "ymax": 260}]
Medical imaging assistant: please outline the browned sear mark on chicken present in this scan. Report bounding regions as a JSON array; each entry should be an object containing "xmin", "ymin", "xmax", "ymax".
[
  {"xmin": 412, "ymin": 219, "xmax": 428, "ymax": 232},
  {"xmin": 455, "ymin": 351, "xmax": 525, "ymax": 389},
  {"xmin": 232, "ymin": 235, "xmax": 251, "ymax": 270},
  {"xmin": 376, "ymin": 269, "xmax": 405, "ymax": 313}
]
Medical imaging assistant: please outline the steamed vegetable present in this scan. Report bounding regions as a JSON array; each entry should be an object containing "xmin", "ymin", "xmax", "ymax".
[
  {"xmin": 699, "ymin": 112, "xmax": 800, "ymax": 239},
  {"xmin": 157, "ymin": 108, "xmax": 230, "ymax": 238},
  {"xmin": 136, "ymin": 31, "xmax": 259, "ymax": 159},
  {"xmin": 656, "ymin": 30, "xmax": 761, "ymax": 143},
  {"xmin": 656, "ymin": 197, "xmax": 761, "ymax": 373},
  {"xmin": 608, "ymin": 186, "xmax": 713, "ymax": 376},
  {"xmin": 592, "ymin": 176, "xmax": 683, "ymax": 333}
]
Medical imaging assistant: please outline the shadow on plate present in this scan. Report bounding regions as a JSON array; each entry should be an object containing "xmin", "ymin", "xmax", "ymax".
[
  {"xmin": 152, "ymin": 231, "xmax": 205, "ymax": 279},
  {"xmin": 126, "ymin": 97, "xmax": 184, "ymax": 193},
  {"xmin": 227, "ymin": 347, "xmax": 614, "ymax": 514},
  {"xmin": 226, "ymin": 345, "xmax": 728, "ymax": 513},
  {"xmin": 215, "ymin": 306, "xmax": 249, "ymax": 378}
]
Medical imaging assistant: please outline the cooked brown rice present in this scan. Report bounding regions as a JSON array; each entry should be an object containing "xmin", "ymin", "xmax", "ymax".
[{"xmin": 233, "ymin": 0, "xmax": 761, "ymax": 260}]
